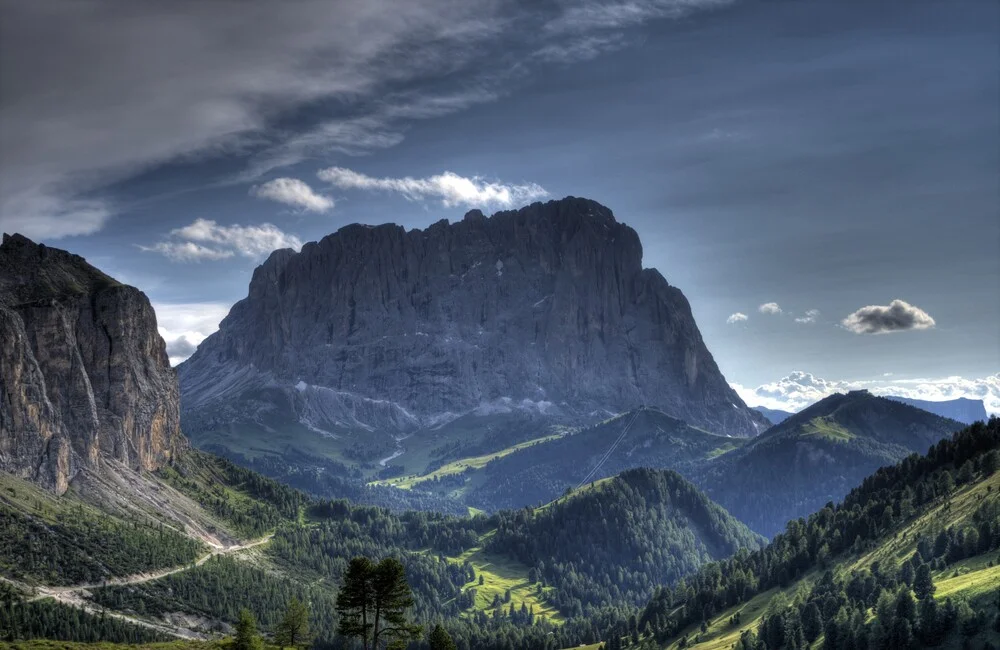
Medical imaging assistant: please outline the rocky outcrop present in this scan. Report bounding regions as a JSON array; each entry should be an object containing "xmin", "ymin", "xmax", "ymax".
[
  {"xmin": 0, "ymin": 234, "xmax": 185, "ymax": 494},
  {"xmin": 180, "ymin": 197, "xmax": 766, "ymax": 439}
]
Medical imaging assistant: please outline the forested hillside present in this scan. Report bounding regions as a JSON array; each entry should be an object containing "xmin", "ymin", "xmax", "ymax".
[
  {"xmin": 698, "ymin": 391, "xmax": 965, "ymax": 536},
  {"xmin": 487, "ymin": 469, "xmax": 764, "ymax": 616},
  {"xmin": 629, "ymin": 417, "xmax": 1000, "ymax": 650}
]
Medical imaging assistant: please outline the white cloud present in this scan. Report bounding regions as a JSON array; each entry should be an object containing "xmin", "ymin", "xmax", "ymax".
[
  {"xmin": 730, "ymin": 371, "xmax": 1000, "ymax": 416},
  {"xmin": 794, "ymin": 309, "xmax": 821, "ymax": 324},
  {"xmin": 758, "ymin": 302, "xmax": 782, "ymax": 315},
  {"xmin": 317, "ymin": 167, "xmax": 548, "ymax": 208},
  {"xmin": 841, "ymin": 299, "xmax": 935, "ymax": 335},
  {"xmin": 141, "ymin": 219, "xmax": 301, "ymax": 262},
  {"xmin": 727, "ymin": 312, "xmax": 748, "ymax": 325},
  {"xmin": 251, "ymin": 178, "xmax": 333, "ymax": 212},
  {"xmin": 152, "ymin": 301, "xmax": 232, "ymax": 365},
  {"xmin": 140, "ymin": 241, "xmax": 235, "ymax": 262}
]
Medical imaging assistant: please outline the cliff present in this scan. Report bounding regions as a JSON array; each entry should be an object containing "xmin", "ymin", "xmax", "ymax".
[
  {"xmin": 179, "ymin": 198, "xmax": 765, "ymax": 440},
  {"xmin": 0, "ymin": 233, "xmax": 185, "ymax": 494}
]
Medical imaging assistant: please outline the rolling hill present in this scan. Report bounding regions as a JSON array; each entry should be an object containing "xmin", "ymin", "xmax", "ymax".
[{"xmin": 698, "ymin": 390, "xmax": 965, "ymax": 537}]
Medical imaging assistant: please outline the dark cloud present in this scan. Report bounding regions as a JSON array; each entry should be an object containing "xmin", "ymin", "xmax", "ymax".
[
  {"xmin": 841, "ymin": 299, "xmax": 936, "ymax": 335},
  {"xmin": 165, "ymin": 335, "xmax": 198, "ymax": 359}
]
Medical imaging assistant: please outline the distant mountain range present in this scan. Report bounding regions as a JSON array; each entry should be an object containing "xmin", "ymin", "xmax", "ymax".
[
  {"xmin": 884, "ymin": 395, "xmax": 989, "ymax": 424},
  {"xmin": 752, "ymin": 405, "xmax": 795, "ymax": 424},
  {"xmin": 755, "ymin": 395, "xmax": 989, "ymax": 428}
]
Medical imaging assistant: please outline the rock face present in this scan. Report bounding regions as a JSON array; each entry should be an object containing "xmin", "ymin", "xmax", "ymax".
[
  {"xmin": 179, "ymin": 198, "xmax": 766, "ymax": 438},
  {"xmin": 0, "ymin": 234, "xmax": 185, "ymax": 494}
]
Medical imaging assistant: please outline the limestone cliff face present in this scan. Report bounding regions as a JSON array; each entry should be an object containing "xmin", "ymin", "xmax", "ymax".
[
  {"xmin": 180, "ymin": 198, "xmax": 766, "ymax": 438},
  {"xmin": 0, "ymin": 234, "xmax": 185, "ymax": 494}
]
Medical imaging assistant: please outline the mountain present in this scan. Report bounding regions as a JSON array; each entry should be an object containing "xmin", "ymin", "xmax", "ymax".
[
  {"xmin": 178, "ymin": 198, "xmax": 766, "ymax": 475},
  {"xmin": 752, "ymin": 406, "xmax": 793, "ymax": 424},
  {"xmin": 700, "ymin": 390, "xmax": 964, "ymax": 536},
  {"xmin": 635, "ymin": 418, "xmax": 1000, "ymax": 650},
  {"xmin": 886, "ymin": 395, "xmax": 989, "ymax": 425},
  {"xmin": 487, "ymin": 468, "xmax": 765, "ymax": 614},
  {"xmin": 0, "ymin": 233, "xmax": 185, "ymax": 494}
]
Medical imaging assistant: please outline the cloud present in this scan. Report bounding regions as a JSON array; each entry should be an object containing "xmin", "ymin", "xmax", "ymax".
[
  {"xmin": 317, "ymin": 167, "xmax": 548, "ymax": 208},
  {"xmin": 727, "ymin": 312, "xmax": 748, "ymax": 325},
  {"xmin": 841, "ymin": 299, "xmax": 935, "ymax": 335},
  {"xmin": 141, "ymin": 219, "xmax": 301, "ymax": 262},
  {"xmin": 546, "ymin": 0, "xmax": 734, "ymax": 34},
  {"xmin": 165, "ymin": 335, "xmax": 199, "ymax": 360},
  {"xmin": 794, "ymin": 309, "xmax": 821, "ymax": 324},
  {"xmin": 730, "ymin": 371, "xmax": 1000, "ymax": 416},
  {"xmin": 251, "ymin": 178, "xmax": 333, "ymax": 212},
  {"xmin": 152, "ymin": 301, "xmax": 232, "ymax": 365},
  {"xmin": 758, "ymin": 302, "xmax": 782, "ymax": 315},
  {"xmin": 0, "ymin": 1, "xmax": 728, "ymax": 236},
  {"xmin": 140, "ymin": 241, "xmax": 235, "ymax": 262}
]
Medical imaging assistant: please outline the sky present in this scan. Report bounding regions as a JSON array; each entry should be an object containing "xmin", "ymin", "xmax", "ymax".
[{"xmin": 1, "ymin": 0, "xmax": 997, "ymax": 413}]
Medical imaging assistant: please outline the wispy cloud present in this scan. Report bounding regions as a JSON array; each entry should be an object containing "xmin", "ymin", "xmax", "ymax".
[
  {"xmin": 731, "ymin": 371, "xmax": 1000, "ymax": 416},
  {"xmin": 794, "ymin": 309, "xmax": 821, "ymax": 324},
  {"xmin": 546, "ymin": 0, "xmax": 733, "ymax": 34},
  {"xmin": 0, "ymin": 1, "xmax": 730, "ymax": 237},
  {"xmin": 841, "ymin": 299, "xmax": 935, "ymax": 335},
  {"xmin": 727, "ymin": 312, "xmax": 748, "ymax": 325},
  {"xmin": 251, "ymin": 178, "xmax": 333, "ymax": 213},
  {"xmin": 317, "ymin": 167, "xmax": 548, "ymax": 208},
  {"xmin": 140, "ymin": 219, "xmax": 301, "ymax": 262}
]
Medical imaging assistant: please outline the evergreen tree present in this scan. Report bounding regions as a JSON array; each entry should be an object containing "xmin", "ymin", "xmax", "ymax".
[
  {"xmin": 913, "ymin": 563, "xmax": 936, "ymax": 601},
  {"xmin": 275, "ymin": 597, "xmax": 311, "ymax": 649},
  {"xmin": 336, "ymin": 557, "xmax": 375, "ymax": 649},
  {"xmin": 428, "ymin": 623, "xmax": 457, "ymax": 650},
  {"xmin": 372, "ymin": 557, "xmax": 422, "ymax": 649},
  {"xmin": 234, "ymin": 609, "xmax": 263, "ymax": 650}
]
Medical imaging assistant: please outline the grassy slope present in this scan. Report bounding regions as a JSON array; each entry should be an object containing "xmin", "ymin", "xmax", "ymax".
[
  {"xmin": 662, "ymin": 471, "xmax": 1000, "ymax": 650},
  {"xmin": 372, "ymin": 432, "xmax": 567, "ymax": 490}
]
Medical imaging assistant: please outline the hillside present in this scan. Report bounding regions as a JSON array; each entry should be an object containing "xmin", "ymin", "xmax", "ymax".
[
  {"xmin": 486, "ymin": 468, "xmax": 765, "ymax": 616},
  {"xmin": 377, "ymin": 407, "xmax": 742, "ymax": 512},
  {"xmin": 699, "ymin": 390, "xmax": 964, "ymax": 536},
  {"xmin": 0, "ymin": 447, "xmax": 765, "ymax": 649},
  {"xmin": 630, "ymin": 418, "xmax": 1000, "ymax": 650}
]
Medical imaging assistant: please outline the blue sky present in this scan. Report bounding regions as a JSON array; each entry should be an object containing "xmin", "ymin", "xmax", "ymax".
[{"xmin": 1, "ymin": 0, "xmax": 997, "ymax": 412}]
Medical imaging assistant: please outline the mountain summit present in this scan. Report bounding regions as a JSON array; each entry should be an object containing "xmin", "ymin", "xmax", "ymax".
[
  {"xmin": 179, "ymin": 198, "xmax": 765, "ymax": 451},
  {"xmin": 0, "ymin": 234, "xmax": 185, "ymax": 494}
]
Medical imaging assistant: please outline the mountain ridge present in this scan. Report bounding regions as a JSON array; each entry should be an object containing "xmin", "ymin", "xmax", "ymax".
[{"xmin": 179, "ymin": 198, "xmax": 765, "ymax": 440}]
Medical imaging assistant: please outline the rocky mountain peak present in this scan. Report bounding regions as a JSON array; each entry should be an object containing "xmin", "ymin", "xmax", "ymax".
[
  {"xmin": 0, "ymin": 234, "xmax": 185, "ymax": 494},
  {"xmin": 180, "ymin": 197, "xmax": 766, "ymax": 441}
]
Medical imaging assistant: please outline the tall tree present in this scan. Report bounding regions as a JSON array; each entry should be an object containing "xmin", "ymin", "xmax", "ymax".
[
  {"xmin": 337, "ymin": 557, "xmax": 421, "ymax": 650},
  {"xmin": 337, "ymin": 557, "xmax": 375, "ymax": 650},
  {"xmin": 234, "ymin": 609, "xmax": 263, "ymax": 650},
  {"xmin": 371, "ymin": 558, "xmax": 422, "ymax": 650},
  {"xmin": 275, "ymin": 597, "xmax": 311, "ymax": 649}
]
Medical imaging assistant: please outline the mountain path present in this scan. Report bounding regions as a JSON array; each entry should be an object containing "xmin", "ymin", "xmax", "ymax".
[{"xmin": 5, "ymin": 534, "xmax": 273, "ymax": 639}]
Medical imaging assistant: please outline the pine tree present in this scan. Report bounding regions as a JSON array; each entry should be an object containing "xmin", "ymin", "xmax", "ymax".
[
  {"xmin": 428, "ymin": 623, "xmax": 457, "ymax": 650},
  {"xmin": 913, "ymin": 563, "xmax": 936, "ymax": 601},
  {"xmin": 337, "ymin": 557, "xmax": 375, "ymax": 649},
  {"xmin": 275, "ymin": 597, "xmax": 311, "ymax": 649},
  {"xmin": 234, "ymin": 609, "xmax": 263, "ymax": 650}
]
